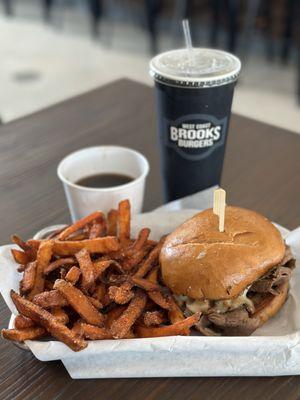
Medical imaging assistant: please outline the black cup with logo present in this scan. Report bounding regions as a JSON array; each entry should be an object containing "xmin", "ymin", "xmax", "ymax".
[{"xmin": 150, "ymin": 48, "xmax": 241, "ymax": 201}]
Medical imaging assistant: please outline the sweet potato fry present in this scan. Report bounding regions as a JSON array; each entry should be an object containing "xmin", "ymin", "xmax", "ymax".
[
  {"xmin": 136, "ymin": 313, "xmax": 201, "ymax": 338},
  {"xmin": 89, "ymin": 217, "xmax": 107, "ymax": 239},
  {"xmin": 29, "ymin": 238, "xmax": 120, "ymax": 255},
  {"xmin": 75, "ymin": 322, "xmax": 112, "ymax": 340},
  {"xmin": 44, "ymin": 257, "xmax": 76, "ymax": 275},
  {"xmin": 11, "ymin": 234, "xmax": 30, "ymax": 251},
  {"xmin": 60, "ymin": 268, "xmax": 68, "ymax": 279},
  {"xmin": 33, "ymin": 290, "xmax": 68, "ymax": 308},
  {"xmin": 46, "ymin": 226, "xmax": 67, "ymax": 239},
  {"xmin": 44, "ymin": 280, "xmax": 54, "ymax": 291},
  {"xmin": 75, "ymin": 249, "xmax": 95, "ymax": 292},
  {"xmin": 107, "ymin": 273, "xmax": 128, "ymax": 285},
  {"xmin": 118, "ymin": 199, "xmax": 130, "ymax": 244},
  {"xmin": 168, "ymin": 296, "xmax": 186, "ymax": 324},
  {"xmin": 108, "ymin": 282, "xmax": 134, "ymax": 305},
  {"xmin": 134, "ymin": 236, "xmax": 166, "ymax": 278},
  {"xmin": 67, "ymin": 233, "xmax": 87, "ymax": 241},
  {"xmin": 51, "ymin": 307, "xmax": 69, "ymax": 324},
  {"xmin": 58, "ymin": 211, "xmax": 104, "ymax": 240},
  {"xmin": 123, "ymin": 330, "xmax": 135, "ymax": 339},
  {"xmin": 105, "ymin": 306, "xmax": 126, "ymax": 329},
  {"xmin": 54, "ymin": 279, "xmax": 104, "ymax": 326},
  {"xmin": 6, "ymin": 199, "xmax": 207, "ymax": 350},
  {"xmin": 123, "ymin": 228, "xmax": 150, "ymax": 257},
  {"xmin": 11, "ymin": 235, "xmax": 37, "ymax": 261},
  {"xmin": 82, "ymin": 224, "xmax": 90, "ymax": 236},
  {"xmin": 20, "ymin": 261, "xmax": 37, "ymax": 294},
  {"xmin": 143, "ymin": 310, "xmax": 165, "ymax": 327},
  {"xmin": 2, "ymin": 326, "xmax": 46, "ymax": 341},
  {"xmin": 107, "ymin": 209, "xmax": 118, "ymax": 236},
  {"xmin": 14, "ymin": 315, "xmax": 35, "ymax": 329},
  {"xmin": 71, "ymin": 319, "xmax": 84, "ymax": 337},
  {"xmin": 88, "ymin": 223, "xmax": 102, "ymax": 239},
  {"xmin": 122, "ymin": 247, "xmax": 150, "ymax": 271},
  {"xmin": 147, "ymin": 267, "xmax": 159, "ymax": 283},
  {"xmin": 110, "ymin": 290, "xmax": 147, "ymax": 339},
  {"xmin": 92, "ymin": 282, "xmax": 111, "ymax": 307},
  {"xmin": 11, "ymin": 249, "xmax": 30, "ymax": 265},
  {"xmin": 10, "ymin": 290, "xmax": 87, "ymax": 351},
  {"xmin": 131, "ymin": 276, "xmax": 161, "ymax": 292},
  {"xmin": 78, "ymin": 321, "xmax": 135, "ymax": 339},
  {"xmin": 148, "ymin": 292, "xmax": 170, "ymax": 310},
  {"xmin": 92, "ymin": 283, "xmax": 106, "ymax": 302},
  {"xmin": 28, "ymin": 240, "xmax": 54, "ymax": 300},
  {"xmin": 26, "ymin": 239, "xmax": 41, "ymax": 251},
  {"xmin": 146, "ymin": 268, "xmax": 170, "ymax": 310},
  {"xmin": 93, "ymin": 259, "xmax": 123, "ymax": 281},
  {"xmin": 65, "ymin": 266, "xmax": 81, "ymax": 285},
  {"xmin": 147, "ymin": 240, "xmax": 158, "ymax": 246},
  {"xmin": 87, "ymin": 296, "xmax": 102, "ymax": 309},
  {"xmin": 52, "ymin": 237, "xmax": 119, "ymax": 256},
  {"xmin": 108, "ymin": 235, "xmax": 150, "ymax": 265},
  {"xmin": 127, "ymin": 228, "xmax": 150, "ymax": 255}
]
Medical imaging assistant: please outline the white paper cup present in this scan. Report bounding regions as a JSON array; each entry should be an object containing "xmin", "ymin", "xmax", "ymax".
[{"xmin": 57, "ymin": 146, "xmax": 149, "ymax": 221}]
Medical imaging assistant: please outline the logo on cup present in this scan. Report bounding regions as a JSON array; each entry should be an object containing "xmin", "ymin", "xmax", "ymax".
[{"xmin": 164, "ymin": 114, "xmax": 228, "ymax": 161}]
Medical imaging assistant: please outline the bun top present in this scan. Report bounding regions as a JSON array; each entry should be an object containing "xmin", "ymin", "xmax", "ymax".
[{"xmin": 160, "ymin": 206, "xmax": 285, "ymax": 300}]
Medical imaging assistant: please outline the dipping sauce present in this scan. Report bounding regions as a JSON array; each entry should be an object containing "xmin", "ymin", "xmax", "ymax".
[{"xmin": 75, "ymin": 173, "xmax": 133, "ymax": 188}]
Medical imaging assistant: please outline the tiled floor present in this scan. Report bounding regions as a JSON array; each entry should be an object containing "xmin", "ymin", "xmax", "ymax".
[{"xmin": 0, "ymin": 6, "xmax": 299, "ymax": 133}]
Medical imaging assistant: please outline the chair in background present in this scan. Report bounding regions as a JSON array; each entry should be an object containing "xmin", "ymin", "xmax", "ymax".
[
  {"xmin": 88, "ymin": 0, "xmax": 164, "ymax": 54},
  {"xmin": 43, "ymin": 0, "xmax": 53, "ymax": 21},
  {"xmin": 88, "ymin": 0, "xmax": 103, "ymax": 37},
  {"xmin": 239, "ymin": 0, "xmax": 261, "ymax": 60},
  {"xmin": 39, "ymin": 0, "xmax": 161, "ymax": 52},
  {"xmin": 210, "ymin": 0, "xmax": 239, "ymax": 53},
  {"xmin": 41, "ymin": 0, "xmax": 103, "ymax": 37},
  {"xmin": 144, "ymin": 0, "xmax": 163, "ymax": 54},
  {"xmin": 281, "ymin": 0, "xmax": 297, "ymax": 64},
  {"xmin": 2, "ymin": 0, "xmax": 13, "ymax": 15}
]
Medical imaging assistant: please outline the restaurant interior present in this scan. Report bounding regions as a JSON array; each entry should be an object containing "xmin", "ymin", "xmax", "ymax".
[
  {"xmin": 1, "ymin": 1, "xmax": 300, "ymax": 396},
  {"xmin": 0, "ymin": 0, "xmax": 299, "ymax": 132}
]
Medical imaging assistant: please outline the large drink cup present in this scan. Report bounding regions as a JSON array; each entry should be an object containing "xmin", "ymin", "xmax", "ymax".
[{"xmin": 150, "ymin": 48, "xmax": 241, "ymax": 201}]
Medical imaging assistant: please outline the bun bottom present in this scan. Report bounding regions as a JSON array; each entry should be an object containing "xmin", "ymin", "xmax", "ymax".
[
  {"xmin": 196, "ymin": 282, "xmax": 289, "ymax": 336},
  {"xmin": 252, "ymin": 280, "xmax": 289, "ymax": 329}
]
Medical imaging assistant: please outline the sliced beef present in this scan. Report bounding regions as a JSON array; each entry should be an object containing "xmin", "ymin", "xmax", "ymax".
[
  {"xmin": 194, "ymin": 246, "xmax": 295, "ymax": 336},
  {"xmin": 249, "ymin": 246, "xmax": 294, "ymax": 296},
  {"xmin": 249, "ymin": 266, "xmax": 291, "ymax": 295},
  {"xmin": 207, "ymin": 308, "xmax": 260, "ymax": 336},
  {"xmin": 195, "ymin": 315, "xmax": 221, "ymax": 336},
  {"xmin": 281, "ymin": 245, "xmax": 295, "ymax": 267},
  {"xmin": 196, "ymin": 308, "xmax": 260, "ymax": 336}
]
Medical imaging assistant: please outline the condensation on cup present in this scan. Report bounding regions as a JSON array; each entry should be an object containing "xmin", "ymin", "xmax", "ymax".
[{"xmin": 150, "ymin": 48, "xmax": 241, "ymax": 202}]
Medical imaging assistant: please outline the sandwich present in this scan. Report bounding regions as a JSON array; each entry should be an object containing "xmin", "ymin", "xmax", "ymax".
[{"xmin": 160, "ymin": 206, "xmax": 295, "ymax": 336}]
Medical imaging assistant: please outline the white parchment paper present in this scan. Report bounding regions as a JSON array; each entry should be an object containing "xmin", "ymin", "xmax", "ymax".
[{"xmin": 1, "ymin": 191, "xmax": 300, "ymax": 378}]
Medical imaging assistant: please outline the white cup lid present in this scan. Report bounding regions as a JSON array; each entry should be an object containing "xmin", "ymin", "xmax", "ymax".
[{"xmin": 149, "ymin": 48, "xmax": 241, "ymax": 88}]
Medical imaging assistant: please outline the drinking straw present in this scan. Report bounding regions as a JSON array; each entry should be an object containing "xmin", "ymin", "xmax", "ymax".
[{"xmin": 182, "ymin": 19, "xmax": 195, "ymax": 67}]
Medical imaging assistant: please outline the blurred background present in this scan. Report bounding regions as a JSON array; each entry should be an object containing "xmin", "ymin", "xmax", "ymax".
[{"xmin": 0, "ymin": 0, "xmax": 299, "ymax": 132}]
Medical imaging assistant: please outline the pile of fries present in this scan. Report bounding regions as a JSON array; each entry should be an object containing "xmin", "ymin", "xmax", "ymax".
[{"xmin": 2, "ymin": 200, "xmax": 200, "ymax": 351}]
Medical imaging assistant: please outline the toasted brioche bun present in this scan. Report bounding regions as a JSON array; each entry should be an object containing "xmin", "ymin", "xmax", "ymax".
[{"xmin": 160, "ymin": 206, "xmax": 285, "ymax": 300}]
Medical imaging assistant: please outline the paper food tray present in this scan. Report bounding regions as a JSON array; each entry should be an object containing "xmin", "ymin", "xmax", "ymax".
[{"xmin": 1, "ymin": 210, "xmax": 300, "ymax": 379}]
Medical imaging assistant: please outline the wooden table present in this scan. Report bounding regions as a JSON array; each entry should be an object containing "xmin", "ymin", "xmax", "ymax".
[{"xmin": 1, "ymin": 79, "xmax": 300, "ymax": 400}]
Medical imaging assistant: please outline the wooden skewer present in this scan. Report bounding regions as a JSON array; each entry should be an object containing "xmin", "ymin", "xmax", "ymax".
[{"xmin": 213, "ymin": 188, "xmax": 226, "ymax": 232}]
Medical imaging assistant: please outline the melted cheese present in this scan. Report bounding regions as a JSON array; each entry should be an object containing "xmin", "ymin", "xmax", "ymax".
[
  {"xmin": 175, "ymin": 288, "xmax": 255, "ymax": 315},
  {"xmin": 213, "ymin": 289, "xmax": 255, "ymax": 313}
]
